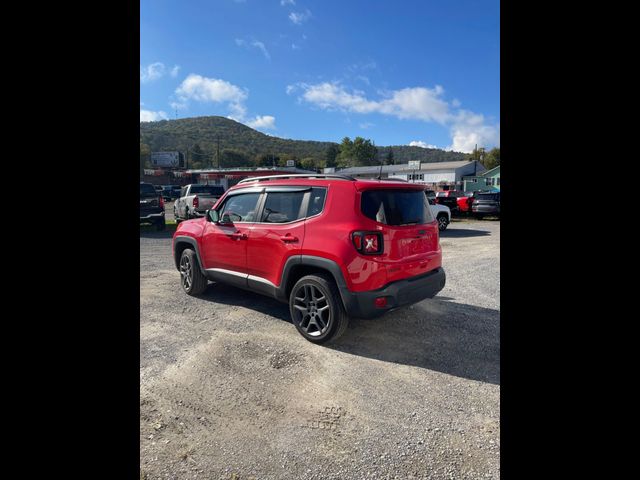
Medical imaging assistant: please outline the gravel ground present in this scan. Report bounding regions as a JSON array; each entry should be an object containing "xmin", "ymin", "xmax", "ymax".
[{"xmin": 140, "ymin": 218, "xmax": 500, "ymax": 480}]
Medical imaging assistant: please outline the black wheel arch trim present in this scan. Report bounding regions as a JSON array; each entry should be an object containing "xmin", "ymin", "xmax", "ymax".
[
  {"xmin": 173, "ymin": 235, "xmax": 206, "ymax": 275},
  {"xmin": 277, "ymin": 255, "xmax": 356, "ymax": 313}
]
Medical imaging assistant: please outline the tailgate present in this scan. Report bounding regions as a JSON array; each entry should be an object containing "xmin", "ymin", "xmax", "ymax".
[
  {"xmin": 194, "ymin": 195, "xmax": 218, "ymax": 210},
  {"xmin": 359, "ymin": 188, "xmax": 442, "ymax": 284}
]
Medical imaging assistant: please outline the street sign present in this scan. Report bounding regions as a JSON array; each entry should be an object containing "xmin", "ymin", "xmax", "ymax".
[{"xmin": 286, "ymin": 160, "xmax": 295, "ymax": 167}]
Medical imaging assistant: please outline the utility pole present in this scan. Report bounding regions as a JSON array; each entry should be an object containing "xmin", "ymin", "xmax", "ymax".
[{"xmin": 217, "ymin": 136, "xmax": 221, "ymax": 169}]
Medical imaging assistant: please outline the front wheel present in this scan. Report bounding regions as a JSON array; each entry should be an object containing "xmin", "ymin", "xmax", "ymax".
[
  {"xmin": 179, "ymin": 249, "xmax": 208, "ymax": 295},
  {"xmin": 437, "ymin": 214, "xmax": 449, "ymax": 231},
  {"xmin": 289, "ymin": 274, "xmax": 349, "ymax": 344}
]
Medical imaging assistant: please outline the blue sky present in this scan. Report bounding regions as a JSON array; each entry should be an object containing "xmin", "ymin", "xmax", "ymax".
[{"xmin": 140, "ymin": 0, "xmax": 499, "ymax": 153}]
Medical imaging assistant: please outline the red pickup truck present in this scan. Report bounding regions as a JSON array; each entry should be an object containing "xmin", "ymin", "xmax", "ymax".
[{"xmin": 435, "ymin": 190, "xmax": 474, "ymax": 214}]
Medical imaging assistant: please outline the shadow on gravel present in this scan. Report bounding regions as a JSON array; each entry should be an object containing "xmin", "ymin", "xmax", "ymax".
[
  {"xmin": 197, "ymin": 283, "xmax": 499, "ymax": 385},
  {"xmin": 139, "ymin": 228, "xmax": 177, "ymax": 239},
  {"xmin": 330, "ymin": 299, "xmax": 500, "ymax": 385},
  {"xmin": 440, "ymin": 228, "xmax": 491, "ymax": 238},
  {"xmin": 199, "ymin": 282, "xmax": 291, "ymax": 322}
]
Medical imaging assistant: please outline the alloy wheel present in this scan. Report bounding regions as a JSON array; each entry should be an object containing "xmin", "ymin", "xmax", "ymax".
[
  {"xmin": 180, "ymin": 255, "xmax": 192, "ymax": 290},
  {"xmin": 292, "ymin": 283, "xmax": 331, "ymax": 337}
]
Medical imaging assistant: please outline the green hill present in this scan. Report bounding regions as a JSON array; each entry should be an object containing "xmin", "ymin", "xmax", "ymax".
[{"xmin": 140, "ymin": 116, "xmax": 466, "ymax": 169}]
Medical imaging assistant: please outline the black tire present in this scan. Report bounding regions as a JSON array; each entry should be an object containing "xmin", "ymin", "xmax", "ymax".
[
  {"xmin": 437, "ymin": 214, "xmax": 449, "ymax": 231},
  {"xmin": 155, "ymin": 218, "xmax": 166, "ymax": 231},
  {"xmin": 476, "ymin": 214, "xmax": 484, "ymax": 220},
  {"xmin": 289, "ymin": 273, "xmax": 349, "ymax": 344},
  {"xmin": 174, "ymin": 207, "xmax": 182, "ymax": 224},
  {"xmin": 179, "ymin": 249, "xmax": 208, "ymax": 295}
]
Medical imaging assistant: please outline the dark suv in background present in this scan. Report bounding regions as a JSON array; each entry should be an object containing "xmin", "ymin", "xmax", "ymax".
[
  {"xmin": 140, "ymin": 182, "xmax": 165, "ymax": 230},
  {"xmin": 472, "ymin": 191, "xmax": 500, "ymax": 219}
]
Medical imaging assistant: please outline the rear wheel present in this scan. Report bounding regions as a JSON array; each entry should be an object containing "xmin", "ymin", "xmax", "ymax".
[
  {"xmin": 437, "ymin": 214, "xmax": 449, "ymax": 231},
  {"xmin": 289, "ymin": 274, "xmax": 349, "ymax": 344},
  {"xmin": 174, "ymin": 206, "xmax": 182, "ymax": 224},
  {"xmin": 475, "ymin": 214, "xmax": 484, "ymax": 220},
  {"xmin": 179, "ymin": 249, "xmax": 208, "ymax": 295},
  {"xmin": 155, "ymin": 218, "xmax": 166, "ymax": 231}
]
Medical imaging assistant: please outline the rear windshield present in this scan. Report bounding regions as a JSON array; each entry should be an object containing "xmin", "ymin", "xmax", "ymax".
[
  {"xmin": 190, "ymin": 185, "xmax": 225, "ymax": 195},
  {"xmin": 476, "ymin": 193, "xmax": 499, "ymax": 200},
  {"xmin": 140, "ymin": 184, "xmax": 157, "ymax": 196},
  {"xmin": 361, "ymin": 189, "xmax": 434, "ymax": 226}
]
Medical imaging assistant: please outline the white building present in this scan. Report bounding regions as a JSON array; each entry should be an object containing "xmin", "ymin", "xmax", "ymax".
[{"xmin": 330, "ymin": 160, "xmax": 486, "ymax": 189}]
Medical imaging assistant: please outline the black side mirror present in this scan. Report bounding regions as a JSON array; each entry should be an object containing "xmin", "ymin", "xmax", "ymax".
[{"xmin": 207, "ymin": 209, "xmax": 219, "ymax": 223}]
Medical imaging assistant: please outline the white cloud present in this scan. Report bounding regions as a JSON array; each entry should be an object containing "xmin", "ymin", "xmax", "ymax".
[
  {"xmin": 170, "ymin": 65, "xmax": 180, "ymax": 78},
  {"xmin": 448, "ymin": 111, "xmax": 500, "ymax": 153},
  {"xmin": 409, "ymin": 140, "xmax": 438, "ymax": 149},
  {"xmin": 290, "ymin": 82, "xmax": 499, "ymax": 153},
  {"xmin": 246, "ymin": 115, "xmax": 277, "ymax": 130},
  {"xmin": 359, "ymin": 122, "xmax": 374, "ymax": 129},
  {"xmin": 140, "ymin": 109, "xmax": 168, "ymax": 122},
  {"xmin": 252, "ymin": 41, "xmax": 270, "ymax": 60},
  {"xmin": 176, "ymin": 74, "xmax": 247, "ymax": 105},
  {"xmin": 292, "ymin": 43, "xmax": 301, "ymax": 50},
  {"xmin": 175, "ymin": 73, "xmax": 275, "ymax": 128},
  {"xmin": 280, "ymin": 0, "xmax": 295, "ymax": 5},
  {"xmin": 292, "ymin": 82, "xmax": 450, "ymax": 122},
  {"xmin": 236, "ymin": 38, "xmax": 271, "ymax": 60},
  {"xmin": 140, "ymin": 62, "xmax": 166, "ymax": 83},
  {"xmin": 289, "ymin": 9, "xmax": 312, "ymax": 25}
]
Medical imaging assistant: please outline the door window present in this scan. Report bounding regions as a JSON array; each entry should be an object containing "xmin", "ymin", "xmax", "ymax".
[
  {"xmin": 219, "ymin": 193, "xmax": 261, "ymax": 223},
  {"xmin": 261, "ymin": 191, "xmax": 305, "ymax": 223}
]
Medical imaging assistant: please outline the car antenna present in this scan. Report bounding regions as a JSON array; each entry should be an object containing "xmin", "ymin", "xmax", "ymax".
[{"xmin": 377, "ymin": 152, "xmax": 384, "ymax": 180}]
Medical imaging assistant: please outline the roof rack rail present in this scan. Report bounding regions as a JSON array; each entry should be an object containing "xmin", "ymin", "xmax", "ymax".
[{"xmin": 237, "ymin": 173, "xmax": 356, "ymax": 184}]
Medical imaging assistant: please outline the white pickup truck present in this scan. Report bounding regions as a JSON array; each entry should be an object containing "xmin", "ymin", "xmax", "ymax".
[
  {"xmin": 428, "ymin": 196, "xmax": 451, "ymax": 231},
  {"xmin": 174, "ymin": 184, "xmax": 225, "ymax": 222}
]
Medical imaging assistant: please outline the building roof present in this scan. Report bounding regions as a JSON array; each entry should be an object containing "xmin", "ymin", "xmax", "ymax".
[
  {"xmin": 186, "ymin": 166, "xmax": 317, "ymax": 174},
  {"xmin": 479, "ymin": 165, "xmax": 500, "ymax": 177},
  {"xmin": 336, "ymin": 160, "xmax": 482, "ymax": 175}
]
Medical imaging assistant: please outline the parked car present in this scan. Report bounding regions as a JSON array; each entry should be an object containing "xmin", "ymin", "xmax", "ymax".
[
  {"xmin": 435, "ymin": 190, "xmax": 460, "ymax": 213},
  {"xmin": 140, "ymin": 182, "xmax": 165, "ymax": 230},
  {"xmin": 472, "ymin": 191, "xmax": 500, "ymax": 219},
  {"xmin": 160, "ymin": 185, "xmax": 180, "ymax": 201},
  {"xmin": 174, "ymin": 184, "xmax": 226, "ymax": 222},
  {"xmin": 427, "ymin": 194, "xmax": 450, "ymax": 231},
  {"xmin": 154, "ymin": 185, "xmax": 163, "ymax": 193},
  {"xmin": 172, "ymin": 174, "xmax": 446, "ymax": 344}
]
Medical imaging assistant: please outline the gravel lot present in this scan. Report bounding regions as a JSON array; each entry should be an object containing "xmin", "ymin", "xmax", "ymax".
[{"xmin": 140, "ymin": 219, "xmax": 500, "ymax": 480}]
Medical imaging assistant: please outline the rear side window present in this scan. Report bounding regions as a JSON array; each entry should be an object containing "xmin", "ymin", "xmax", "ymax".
[
  {"xmin": 140, "ymin": 184, "xmax": 157, "ymax": 197},
  {"xmin": 261, "ymin": 191, "xmax": 305, "ymax": 223},
  {"xmin": 476, "ymin": 193, "xmax": 499, "ymax": 200},
  {"xmin": 307, "ymin": 187, "xmax": 327, "ymax": 217},
  {"xmin": 361, "ymin": 189, "xmax": 434, "ymax": 226}
]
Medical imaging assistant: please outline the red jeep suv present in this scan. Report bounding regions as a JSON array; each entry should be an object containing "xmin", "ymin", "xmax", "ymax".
[{"xmin": 172, "ymin": 174, "xmax": 446, "ymax": 344}]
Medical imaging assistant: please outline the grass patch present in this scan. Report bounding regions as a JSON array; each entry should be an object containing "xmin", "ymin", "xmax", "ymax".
[{"xmin": 139, "ymin": 220, "xmax": 178, "ymax": 233}]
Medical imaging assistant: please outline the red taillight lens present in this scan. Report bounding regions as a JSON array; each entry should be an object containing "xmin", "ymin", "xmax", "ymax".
[
  {"xmin": 352, "ymin": 231, "xmax": 383, "ymax": 255},
  {"xmin": 193, "ymin": 196, "xmax": 199, "ymax": 208},
  {"xmin": 159, "ymin": 195, "xmax": 164, "ymax": 208}
]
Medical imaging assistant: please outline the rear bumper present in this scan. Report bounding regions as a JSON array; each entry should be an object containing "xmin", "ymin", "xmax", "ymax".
[
  {"xmin": 472, "ymin": 205, "xmax": 500, "ymax": 214},
  {"xmin": 140, "ymin": 212, "xmax": 165, "ymax": 222},
  {"xmin": 340, "ymin": 267, "xmax": 446, "ymax": 318}
]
